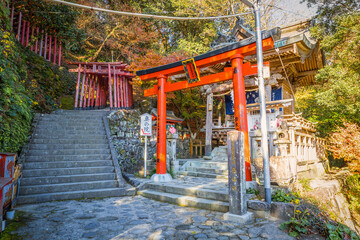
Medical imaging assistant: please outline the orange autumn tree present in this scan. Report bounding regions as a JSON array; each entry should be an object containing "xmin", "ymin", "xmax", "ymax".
[{"xmin": 328, "ymin": 122, "xmax": 360, "ymax": 173}]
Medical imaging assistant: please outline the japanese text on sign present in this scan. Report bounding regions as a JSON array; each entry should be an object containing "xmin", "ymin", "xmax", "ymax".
[{"xmin": 140, "ymin": 113, "xmax": 152, "ymax": 136}]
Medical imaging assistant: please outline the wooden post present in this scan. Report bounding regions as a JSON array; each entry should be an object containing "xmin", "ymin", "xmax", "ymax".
[
  {"xmin": 21, "ymin": 20, "xmax": 26, "ymax": 45},
  {"xmin": 25, "ymin": 21, "xmax": 30, "ymax": 47},
  {"xmin": 53, "ymin": 37, "xmax": 57, "ymax": 64},
  {"xmin": 48, "ymin": 35, "xmax": 52, "ymax": 61},
  {"xmin": 35, "ymin": 27, "xmax": 39, "ymax": 53},
  {"xmin": 205, "ymin": 93, "xmax": 213, "ymax": 157},
  {"xmin": 116, "ymin": 75, "xmax": 120, "ymax": 109},
  {"xmin": 227, "ymin": 131, "xmax": 247, "ymax": 215},
  {"xmin": 30, "ymin": 26, "xmax": 35, "ymax": 51},
  {"xmin": 108, "ymin": 64, "xmax": 113, "ymax": 109},
  {"xmin": 79, "ymin": 65, "xmax": 86, "ymax": 109},
  {"xmin": 231, "ymin": 54, "xmax": 252, "ymax": 181},
  {"xmin": 156, "ymin": 75, "xmax": 167, "ymax": 175},
  {"xmin": 120, "ymin": 76, "xmax": 124, "ymax": 108},
  {"xmin": 96, "ymin": 77, "xmax": 100, "ymax": 108},
  {"xmin": 74, "ymin": 64, "xmax": 82, "ymax": 109},
  {"xmin": 113, "ymin": 66, "xmax": 117, "ymax": 109},
  {"xmin": 129, "ymin": 81, "xmax": 133, "ymax": 108},
  {"xmin": 83, "ymin": 73, "xmax": 89, "ymax": 108},
  {"xmin": 87, "ymin": 74, "xmax": 93, "ymax": 109},
  {"xmin": 91, "ymin": 75, "xmax": 96, "ymax": 108},
  {"xmin": 58, "ymin": 43, "xmax": 61, "ymax": 66},
  {"xmin": 44, "ymin": 32, "xmax": 48, "ymax": 59},
  {"xmin": 17, "ymin": 13, "xmax": 22, "ymax": 41}
]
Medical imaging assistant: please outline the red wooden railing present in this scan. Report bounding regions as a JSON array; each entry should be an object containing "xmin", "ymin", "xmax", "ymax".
[{"xmin": 7, "ymin": 3, "xmax": 62, "ymax": 66}]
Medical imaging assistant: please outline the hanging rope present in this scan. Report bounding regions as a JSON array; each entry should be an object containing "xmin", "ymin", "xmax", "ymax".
[{"xmin": 44, "ymin": 0, "xmax": 252, "ymax": 20}]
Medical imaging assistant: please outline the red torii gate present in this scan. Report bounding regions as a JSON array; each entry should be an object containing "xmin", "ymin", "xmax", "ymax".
[
  {"xmin": 69, "ymin": 62, "xmax": 134, "ymax": 110},
  {"xmin": 137, "ymin": 28, "xmax": 280, "ymax": 182}
]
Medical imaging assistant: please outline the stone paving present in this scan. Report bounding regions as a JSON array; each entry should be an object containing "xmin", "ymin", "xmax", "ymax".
[{"xmin": 13, "ymin": 195, "xmax": 294, "ymax": 240}]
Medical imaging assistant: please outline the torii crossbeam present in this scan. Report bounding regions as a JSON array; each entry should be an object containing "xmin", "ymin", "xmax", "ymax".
[{"xmin": 137, "ymin": 28, "xmax": 280, "ymax": 182}]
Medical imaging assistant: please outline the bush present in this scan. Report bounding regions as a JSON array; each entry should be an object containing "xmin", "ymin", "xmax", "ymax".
[{"xmin": 328, "ymin": 122, "xmax": 360, "ymax": 173}]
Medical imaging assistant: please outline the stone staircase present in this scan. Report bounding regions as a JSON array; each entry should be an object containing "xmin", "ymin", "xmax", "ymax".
[
  {"xmin": 19, "ymin": 110, "xmax": 130, "ymax": 204},
  {"xmin": 178, "ymin": 160, "xmax": 228, "ymax": 179}
]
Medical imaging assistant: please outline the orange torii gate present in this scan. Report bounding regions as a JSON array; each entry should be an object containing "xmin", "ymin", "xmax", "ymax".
[
  {"xmin": 137, "ymin": 28, "xmax": 280, "ymax": 182},
  {"xmin": 69, "ymin": 62, "xmax": 134, "ymax": 110}
]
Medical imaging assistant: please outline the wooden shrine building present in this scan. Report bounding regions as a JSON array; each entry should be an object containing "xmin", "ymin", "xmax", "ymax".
[{"xmin": 69, "ymin": 62, "xmax": 134, "ymax": 110}]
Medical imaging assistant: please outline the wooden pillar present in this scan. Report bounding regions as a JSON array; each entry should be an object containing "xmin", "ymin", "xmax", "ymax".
[
  {"xmin": 17, "ymin": 13, "xmax": 22, "ymax": 41},
  {"xmin": 83, "ymin": 73, "xmax": 89, "ymax": 108},
  {"xmin": 58, "ymin": 43, "xmax": 61, "ymax": 66},
  {"xmin": 21, "ymin": 20, "xmax": 26, "ymax": 45},
  {"xmin": 53, "ymin": 37, "xmax": 57, "ymax": 64},
  {"xmin": 156, "ymin": 75, "xmax": 167, "ymax": 174},
  {"xmin": 231, "ymin": 54, "xmax": 252, "ymax": 181},
  {"xmin": 129, "ymin": 81, "xmax": 133, "ymax": 108},
  {"xmin": 30, "ymin": 27, "xmax": 35, "ymax": 51},
  {"xmin": 107, "ymin": 64, "xmax": 113, "ymax": 109},
  {"xmin": 116, "ymin": 75, "xmax": 120, "ymax": 109},
  {"xmin": 44, "ymin": 32, "xmax": 48, "ymax": 59},
  {"xmin": 39, "ymin": 30, "xmax": 44, "ymax": 56},
  {"xmin": 25, "ymin": 21, "xmax": 30, "ymax": 47},
  {"xmin": 74, "ymin": 64, "xmax": 82, "ymax": 109},
  {"xmin": 120, "ymin": 76, "xmax": 125, "ymax": 108},
  {"xmin": 35, "ymin": 27, "xmax": 39, "ymax": 53},
  {"xmin": 91, "ymin": 75, "xmax": 96, "ymax": 108},
  {"xmin": 48, "ymin": 35, "xmax": 52, "ymax": 61},
  {"xmin": 205, "ymin": 93, "xmax": 213, "ymax": 157},
  {"xmin": 95, "ymin": 77, "xmax": 100, "ymax": 108},
  {"xmin": 113, "ymin": 66, "xmax": 117, "ymax": 109},
  {"xmin": 79, "ymin": 65, "xmax": 86, "ymax": 109},
  {"xmin": 87, "ymin": 74, "xmax": 93, "ymax": 109}
]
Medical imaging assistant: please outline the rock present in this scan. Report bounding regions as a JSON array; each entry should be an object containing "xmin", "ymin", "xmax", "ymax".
[
  {"xmin": 98, "ymin": 216, "xmax": 119, "ymax": 221},
  {"xmin": 175, "ymin": 224, "xmax": 191, "ymax": 230},
  {"xmin": 84, "ymin": 222, "xmax": 100, "ymax": 230},
  {"xmin": 75, "ymin": 214, "xmax": 96, "ymax": 219},
  {"xmin": 194, "ymin": 233, "xmax": 208, "ymax": 239},
  {"xmin": 248, "ymin": 226, "xmax": 262, "ymax": 237},
  {"xmin": 270, "ymin": 202, "xmax": 294, "ymax": 220},
  {"xmin": 248, "ymin": 200, "xmax": 271, "ymax": 211},
  {"xmin": 82, "ymin": 231, "xmax": 97, "ymax": 238}
]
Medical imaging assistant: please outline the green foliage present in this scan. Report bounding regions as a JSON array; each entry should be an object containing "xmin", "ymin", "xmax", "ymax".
[
  {"xmin": 298, "ymin": 178, "xmax": 313, "ymax": 192},
  {"xmin": 0, "ymin": 211, "xmax": 27, "ymax": 240},
  {"xmin": 295, "ymin": 7, "xmax": 360, "ymax": 137},
  {"xmin": 271, "ymin": 190, "xmax": 300, "ymax": 203},
  {"xmin": 246, "ymin": 187, "xmax": 259, "ymax": 195},
  {"xmin": 0, "ymin": 2, "xmax": 76, "ymax": 153},
  {"xmin": 344, "ymin": 174, "xmax": 360, "ymax": 227}
]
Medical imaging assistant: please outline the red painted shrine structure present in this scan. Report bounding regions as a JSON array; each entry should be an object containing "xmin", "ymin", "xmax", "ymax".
[
  {"xmin": 7, "ymin": 4, "xmax": 63, "ymax": 66},
  {"xmin": 69, "ymin": 62, "xmax": 134, "ymax": 110},
  {"xmin": 137, "ymin": 28, "xmax": 280, "ymax": 181}
]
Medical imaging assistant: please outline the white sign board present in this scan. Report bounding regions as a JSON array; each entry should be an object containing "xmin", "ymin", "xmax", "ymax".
[{"xmin": 140, "ymin": 113, "xmax": 152, "ymax": 136}]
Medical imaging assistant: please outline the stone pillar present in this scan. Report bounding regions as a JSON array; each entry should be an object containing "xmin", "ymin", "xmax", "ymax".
[
  {"xmin": 224, "ymin": 131, "xmax": 253, "ymax": 223},
  {"xmin": 205, "ymin": 93, "xmax": 213, "ymax": 157}
]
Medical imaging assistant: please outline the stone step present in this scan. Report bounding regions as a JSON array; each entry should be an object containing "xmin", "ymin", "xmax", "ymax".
[
  {"xmin": 31, "ymin": 138, "xmax": 108, "ymax": 144},
  {"xmin": 31, "ymin": 134, "xmax": 107, "ymax": 140},
  {"xmin": 22, "ymin": 166, "xmax": 114, "ymax": 177},
  {"xmin": 27, "ymin": 149, "xmax": 110, "ymax": 156},
  {"xmin": 185, "ymin": 167, "xmax": 228, "ymax": 175},
  {"xmin": 178, "ymin": 171, "xmax": 227, "ymax": 179},
  {"xmin": 188, "ymin": 161, "xmax": 228, "ymax": 170},
  {"xmin": 25, "ymin": 154, "xmax": 111, "ymax": 162},
  {"xmin": 18, "ymin": 187, "xmax": 129, "ymax": 204},
  {"xmin": 138, "ymin": 189, "xmax": 229, "ymax": 212},
  {"xmin": 35, "ymin": 124, "xmax": 104, "ymax": 130},
  {"xmin": 21, "ymin": 173, "xmax": 116, "ymax": 186},
  {"xmin": 20, "ymin": 180, "xmax": 118, "ymax": 195},
  {"xmin": 34, "ymin": 129, "xmax": 105, "ymax": 135},
  {"xmin": 53, "ymin": 110, "xmax": 108, "ymax": 114},
  {"xmin": 38, "ymin": 119, "xmax": 103, "ymax": 125},
  {"xmin": 39, "ymin": 116, "xmax": 104, "ymax": 121},
  {"xmin": 24, "ymin": 160, "xmax": 113, "ymax": 169},
  {"xmin": 28, "ymin": 143, "xmax": 109, "ymax": 150},
  {"xmin": 145, "ymin": 183, "xmax": 228, "ymax": 202}
]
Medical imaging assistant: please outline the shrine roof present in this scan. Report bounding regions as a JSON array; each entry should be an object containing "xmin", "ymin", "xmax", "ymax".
[{"xmin": 151, "ymin": 108, "xmax": 183, "ymax": 123}]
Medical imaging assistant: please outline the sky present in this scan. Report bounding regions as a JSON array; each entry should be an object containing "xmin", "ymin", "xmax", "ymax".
[{"xmin": 265, "ymin": 0, "xmax": 318, "ymax": 28}]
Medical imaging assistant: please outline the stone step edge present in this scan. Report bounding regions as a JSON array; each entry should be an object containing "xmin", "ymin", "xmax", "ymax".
[
  {"xmin": 178, "ymin": 171, "xmax": 228, "ymax": 179},
  {"xmin": 20, "ymin": 180, "xmax": 118, "ymax": 193},
  {"xmin": 17, "ymin": 187, "xmax": 135, "ymax": 205},
  {"xmin": 145, "ymin": 182, "xmax": 228, "ymax": 202},
  {"xmin": 22, "ymin": 166, "xmax": 114, "ymax": 173},
  {"xmin": 138, "ymin": 189, "xmax": 229, "ymax": 212},
  {"xmin": 21, "ymin": 173, "xmax": 116, "ymax": 186},
  {"xmin": 23, "ymin": 160, "xmax": 113, "ymax": 168}
]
